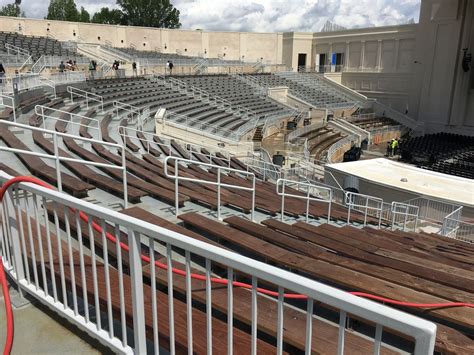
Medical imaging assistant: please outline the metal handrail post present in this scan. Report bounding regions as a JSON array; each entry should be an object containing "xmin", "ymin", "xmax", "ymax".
[
  {"xmin": 53, "ymin": 132, "xmax": 63, "ymax": 192},
  {"xmin": 217, "ymin": 168, "xmax": 221, "ymax": 220}
]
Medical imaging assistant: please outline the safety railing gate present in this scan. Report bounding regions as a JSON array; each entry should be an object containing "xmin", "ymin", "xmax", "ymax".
[
  {"xmin": 440, "ymin": 206, "xmax": 463, "ymax": 238},
  {"xmin": 118, "ymin": 126, "xmax": 233, "ymax": 167},
  {"xmin": 0, "ymin": 93, "xmax": 16, "ymax": 122},
  {"xmin": 113, "ymin": 101, "xmax": 142, "ymax": 128},
  {"xmin": 277, "ymin": 179, "xmax": 332, "ymax": 223},
  {"xmin": 67, "ymin": 86, "xmax": 104, "ymax": 112},
  {"xmin": 0, "ymin": 121, "xmax": 128, "ymax": 207},
  {"xmin": 345, "ymin": 191, "xmax": 383, "ymax": 228},
  {"xmin": 0, "ymin": 169, "xmax": 437, "ymax": 354},
  {"xmin": 35, "ymin": 105, "xmax": 102, "ymax": 141},
  {"xmin": 164, "ymin": 156, "xmax": 256, "ymax": 221},
  {"xmin": 390, "ymin": 202, "xmax": 419, "ymax": 232}
]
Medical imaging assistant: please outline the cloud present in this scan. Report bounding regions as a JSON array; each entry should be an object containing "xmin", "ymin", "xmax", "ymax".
[{"xmin": 0, "ymin": 0, "xmax": 421, "ymax": 32}]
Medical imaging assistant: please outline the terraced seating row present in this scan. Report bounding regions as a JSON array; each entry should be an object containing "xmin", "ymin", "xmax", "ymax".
[
  {"xmin": 249, "ymin": 73, "xmax": 355, "ymax": 109},
  {"xmin": 178, "ymin": 75, "xmax": 292, "ymax": 119},
  {"xmin": 0, "ymin": 31, "xmax": 85, "ymax": 61},
  {"xmin": 177, "ymin": 212, "xmax": 474, "ymax": 354}
]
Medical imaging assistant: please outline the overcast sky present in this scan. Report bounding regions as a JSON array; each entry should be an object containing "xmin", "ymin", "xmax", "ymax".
[{"xmin": 2, "ymin": 0, "xmax": 421, "ymax": 32}]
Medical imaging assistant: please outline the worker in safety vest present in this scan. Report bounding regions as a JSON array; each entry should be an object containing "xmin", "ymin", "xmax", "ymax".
[{"xmin": 390, "ymin": 139, "xmax": 399, "ymax": 156}]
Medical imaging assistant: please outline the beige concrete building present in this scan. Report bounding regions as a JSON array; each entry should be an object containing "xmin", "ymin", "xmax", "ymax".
[{"xmin": 0, "ymin": 0, "xmax": 473, "ymax": 134}]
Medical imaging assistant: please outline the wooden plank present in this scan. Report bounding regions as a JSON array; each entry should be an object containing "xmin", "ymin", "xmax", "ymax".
[
  {"xmin": 0, "ymin": 123, "xmax": 93, "ymax": 197},
  {"xmin": 63, "ymin": 137, "xmax": 187, "ymax": 206},
  {"xmin": 289, "ymin": 222, "xmax": 474, "ymax": 291},
  {"xmin": 225, "ymin": 216, "xmax": 474, "ymax": 305},
  {"xmin": 33, "ymin": 132, "xmax": 145, "ymax": 203},
  {"xmin": 178, "ymin": 212, "xmax": 474, "ymax": 330}
]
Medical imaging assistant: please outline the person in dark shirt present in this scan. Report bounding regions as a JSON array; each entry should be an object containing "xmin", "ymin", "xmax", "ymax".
[{"xmin": 0, "ymin": 63, "xmax": 5, "ymax": 83}]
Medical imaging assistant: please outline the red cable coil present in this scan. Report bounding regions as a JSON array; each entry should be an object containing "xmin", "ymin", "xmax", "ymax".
[{"xmin": 0, "ymin": 176, "xmax": 473, "ymax": 354}]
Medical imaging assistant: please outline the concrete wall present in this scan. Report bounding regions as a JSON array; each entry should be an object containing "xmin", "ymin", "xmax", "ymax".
[
  {"xmin": 409, "ymin": 0, "xmax": 474, "ymax": 134},
  {"xmin": 0, "ymin": 16, "xmax": 283, "ymax": 64}
]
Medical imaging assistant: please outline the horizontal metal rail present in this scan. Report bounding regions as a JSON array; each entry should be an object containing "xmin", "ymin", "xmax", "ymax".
[
  {"xmin": 113, "ymin": 100, "xmax": 142, "ymax": 127},
  {"xmin": 35, "ymin": 105, "xmax": 102, "ymax": 141},
  {"xmin": 118, "ymin": 126, "xmax": 232, "ymax": 167},
  {"xmin": 0, "ymin": 93, "xmax": 16, "ymax": 122},
  {"xmin": 164, "ymin": 156, "xmax": 256, "ymax": 221},
  {"xmin": 0, "ymin": 170, "xmax": 437, "ymax": 354},
  {"xmin": 391, "ymin": 202, "xmax": 419, "ymax": 232},
  {"xmin": 277, "ymin": 178, "xmax": 332, "ymax": 223},
  {"xmin": 345, "ymin": 191, "xmax": 383, "ymax": 228},
  {"xmin": 0, "ymin": 121, "xmax": 128, "ymax": 207},
  {"xmin": 67, "ymin": 86, "xmax": 104, "ymax": 112}
]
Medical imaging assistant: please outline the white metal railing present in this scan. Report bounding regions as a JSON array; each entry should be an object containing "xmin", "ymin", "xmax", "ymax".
[
  {"xmin": 113, "ymin": 101, "xmax": 142, "ymax": 127},
  {"xmin": 332, "ymin": 118, "xmax": 370, "ymax": 143},
  {"xmin": 390, "ymin": 202, "xmax": 419, "ymax": 232},
  {"xmin": 35, "ymin": 105, "xmax": 102, "ymax": 141},
  {"xmin": 118, "ymin": 126, "xmax": 233, "ymax": 166},
  {"xmin": 368, "ymin": 125, "xmax": 404, "ymax": 144},
  {"xmin": 345, "ymin": 191, "xmax": 383, "ymax": 228},
  {"xmin": 402, "ymin": 196, "xmax": 461, "ymax": 225},
  {"xmin": 327, "ymin": 134, "xmax": 358, "ymax": 164},
  {"xmin": 0, "ymin": 73, "xmax": 42, "ymax": 94},
  {"xmin": 49, "ymin": 71, "xmax": 86, "ymax": 84},
  {"xmin": 164, "ymin": 156, "xmax": 256, "ymax": 220},
  {"xmin": 0, "ymin": 171, "xmax": 438, "ymax": 354},
  {"xmin": 440, "ymin": 206, "xmax": 463, "ymax": 238},
  {"xmin": 67, "ymin": 86, "xmax": 104, "ymax": 112},
  {"xmin": 0, "ymin": 121, "xmax": 127, "ymax": 206},
  {"xmin": 5, "ymin": 43, "xmax": 29, "ymax": 57},
  {"xmin": 0, "ymin": 93, "xmax": 16, "ymax": 122},
  {"xmin": 277, "ymin": 179, "xmax": 332, "ymax": 223},
  {"xmin": 38, "ymin": 77, "xmax": 57, "ymax": 98},
  {"xmin": 161, "ymin": 111, "xmax": 241, "ymax": 142},
  {"xmin": 242, "ymin": 155, "xmax": 282, "ymax": 181}
]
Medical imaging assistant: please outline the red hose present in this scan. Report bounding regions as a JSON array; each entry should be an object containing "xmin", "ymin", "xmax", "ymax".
[{"xmin": 0, "ymin": 176, "xmax": 473, "ymax": 354}]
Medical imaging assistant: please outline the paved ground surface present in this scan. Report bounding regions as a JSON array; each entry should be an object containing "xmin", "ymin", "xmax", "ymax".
[{"xmin": 0, "ymin": 286, "xmax": 106, "ymax": 354}]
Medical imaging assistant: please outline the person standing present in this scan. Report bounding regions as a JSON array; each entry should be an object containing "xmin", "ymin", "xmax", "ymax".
[
  {"xmin": 0, "ymin": 63, "xmax": 5, "ymax": 83},
  {"xmin": 59, "ymin": 61, "xmax": 66, "ymax": 73},
  {"xmin": 169, "ymin": 61, "xmax": 174, "ymax": 75},
  {"xmin": 166, "ymin": 60, "xmax": 170, "ymax": 76},
  {"xmin": 132, "ymin": 61, "xmax": 137, "ymax": 77}
]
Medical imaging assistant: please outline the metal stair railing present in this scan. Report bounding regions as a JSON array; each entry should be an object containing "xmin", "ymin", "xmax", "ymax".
[
  {"xmin": 5, "ymin": 43, "xmax": 29, "ymax": 57},
  {"xmin": 67, "ymin": 86, "xmax": 104, "ymax": 112}
]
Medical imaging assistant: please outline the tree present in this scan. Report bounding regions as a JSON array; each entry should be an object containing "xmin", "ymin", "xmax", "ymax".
[
  {"xmin": 117, "ymin": 0, "xmax": 181, "ymax": 29},
  {"xmin": 0, "ymin": 2, "xmax": 25, "ymax": 17},
  {"xmin": 91, "ymin": 7, "xmax": 123, "ymax": 25},
  {"xmin": 46, "ymin": 0, "xmax": 79, "ymax": 22},
  {"xmin": 78, "ymin": 6, "xmax": 90, "ymax": 23}
]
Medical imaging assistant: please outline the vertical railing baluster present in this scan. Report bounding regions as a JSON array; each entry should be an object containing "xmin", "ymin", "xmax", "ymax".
[
  {"xmin": 42, "ymin": 196, "xmax": 58, "ymax": 302},
  {"xmin": 251, "ymin": 276, "xmax": 257, "ymax": 355},
  {"xmin": 33, "ymin": 195, "xmax": 47, "ymax": 295},
  {"xmin": 305, "ymin": 299, "xmax": 313, "ymax": 355},
  {"xmin": 88, "ymin": 216, "xmax": 101, "ymax": 331},
  {"xmin": 24, "ymin": 190, "xmax": 39, "ymax": 290},
  {"xmin": 276, "ymin": 287, "xmax": 284, "ymax": 355},
  {"xmin": 337, "ymin": 311, "xmax": 347, "ymax": 355},
  {"xmin": 52, "ymin": 202, "xmax": 67, "ymax": 308},
  {"xmin": 167, "ymin": 243, "xmax": 175, "ymax": 354},
  {"xmin": 128, "ymin": 229, "xmax": 146, "ymax": 353},
  {"xmin": 115, "ymin": 224, "xmax": 127, "ymax": 347},
  {"xmin": 227, "ymin": 267, "xmax": 233, "ymax": 355},
  {"xmin": 205, "ymin": 258, "xmax": 212, "ymax": 355},
  {"xmin": 75, "ymin": 209, "xmax": 89, "ymax": 322},
  {"xmin": 373, "ymin": 324, "xmax": 383, "ymax": 355},
  {"xmin": 15, "ymin": 188, "xmax": 30, "ymax": 286},
  {"xmin": 149, "ymin": 238, "xmax": 159, "ymax": 353},
  {"xmin": 65, "ymin": 209, "xmax": 78, "ymax": 315},
  {"xmin": 185, "ymin": 250, "xmax": 193, "ymax": 354},
  {"xmin": 100, "ymin": 220, "xmax": 114, "ymax": 339}
]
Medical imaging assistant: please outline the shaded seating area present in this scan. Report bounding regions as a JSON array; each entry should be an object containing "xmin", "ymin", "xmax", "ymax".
[{"xmin": 401, "ymin": 133, "xmax": 474, "ymax": 179}]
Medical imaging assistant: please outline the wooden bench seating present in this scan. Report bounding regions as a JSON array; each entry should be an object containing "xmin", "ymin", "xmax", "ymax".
[
  {"xmin": 118, "ymin": 118, "xmax": 140, "ymax": 152},
  {"xmin": 62, "ymin": 138, "xmax": 187, "ymax": 207},
  {"xmin": 0, "ymin": 122, "xmax": 93, "ymax": 197}
]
